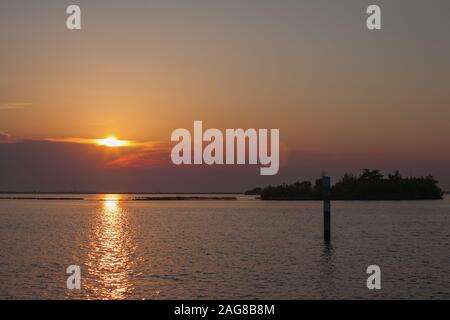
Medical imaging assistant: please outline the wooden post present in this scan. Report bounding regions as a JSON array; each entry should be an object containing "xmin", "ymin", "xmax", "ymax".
[{"xmin": 323, "ymin": 176, "xmax": 331, "ymax": 242}]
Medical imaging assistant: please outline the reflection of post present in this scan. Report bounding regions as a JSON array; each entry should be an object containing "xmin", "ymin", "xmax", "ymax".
[{"xmin": 323, "ymin": 176, "xmax": 331, "ymax": 242}]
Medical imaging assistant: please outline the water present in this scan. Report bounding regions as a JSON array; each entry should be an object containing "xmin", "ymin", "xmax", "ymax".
[{"xmin": 0, "ymin": 194, "xmax": 448, "ymax": 299}]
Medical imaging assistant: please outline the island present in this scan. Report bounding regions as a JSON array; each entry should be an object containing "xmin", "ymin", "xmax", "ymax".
[{"xmin": 245, "ymin": 169, "xmax": 443, "ymax": 200}]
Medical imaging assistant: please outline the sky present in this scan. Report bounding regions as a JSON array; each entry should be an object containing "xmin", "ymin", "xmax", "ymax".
[{"xmin": 1, "ymin": 0, "xmax": 449, "ymax": 192}]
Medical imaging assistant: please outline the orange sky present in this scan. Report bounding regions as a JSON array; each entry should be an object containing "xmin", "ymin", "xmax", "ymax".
[{"xmin": 0, "ymin": 1, "xmax": 449, "ymax": 191}]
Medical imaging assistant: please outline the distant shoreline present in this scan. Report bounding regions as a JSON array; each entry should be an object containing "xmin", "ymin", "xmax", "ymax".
[
  {"xmin": 133, "ymin": 196, "xmax": 237, "ymax": 201},
  {"xmin": 1, "ymin": 190, "xmax": 448, "ymax": 196},
  {"xmin": 0, "ymin": 195, "xmax": 446, "ymax": 202},
  {"xmin": 0, "ymin": 196, "xmax": 238, "ymax": 201},
  {"xmin": 0, "ymin": 197, "xmax": 84, "ymax": 201},
  {"xmin": 0, "ymin": 192, "xmax": 243, "ymax": 195}
]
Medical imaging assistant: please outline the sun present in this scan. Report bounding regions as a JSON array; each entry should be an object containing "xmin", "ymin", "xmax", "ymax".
[{"xmin": 97, "ymin": 136, "xmax": 129, "ymax": 147}]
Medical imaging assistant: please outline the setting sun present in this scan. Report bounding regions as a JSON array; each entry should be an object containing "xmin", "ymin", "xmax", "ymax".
[{"xmin": 97, "ymin": 136, "xmax": 129, "ymax": 147}]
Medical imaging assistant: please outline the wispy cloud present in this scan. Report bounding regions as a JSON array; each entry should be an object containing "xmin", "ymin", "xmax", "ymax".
[
  {"xmin": 0, "ymin": 102, "xmax": 32, "ymax": 110},
  {"xmin": 45, "ymin": 137, "xmax": 99, "ymax": 145},
  {"xmin": 104, "ymin": 144, "xmax": 170, "ymax": 169},
  {"xmin": 45, "ymin": 136, "xmax": 170, "ymax": 168},
  {"xmin": 0, "ymin": 131, "xmax": 11, "ymax": 141}
]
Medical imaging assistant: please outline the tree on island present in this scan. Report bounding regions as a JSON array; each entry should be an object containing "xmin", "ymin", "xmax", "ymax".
[{"xmin": 245, "ymin": 169, "xmax": 443, "ymax": 200}]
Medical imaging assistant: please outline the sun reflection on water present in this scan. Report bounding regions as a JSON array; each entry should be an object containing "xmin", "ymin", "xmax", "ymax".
[{"xmin": 85, "ymin": 194, "xmax": 136, "ymax": 299}]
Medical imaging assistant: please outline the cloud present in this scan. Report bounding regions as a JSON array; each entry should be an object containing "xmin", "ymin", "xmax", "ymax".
[
  {"xmin": 0, "ymin": 139, "xmax": 449, "ymax": 193},
  {"xmin": 0, "ymin": 102, "xmax": 32, "ymax": 110},
  {"xmin": 104, "ymin": 149, "xmax": 169, "ymax": 169},
  {"xmin": 46, "ymin": 137, "xmax": 100, "ymax": 145},
  {"xmin": 44, "ymin": 137, "xmax": 170, "ymax": 168},
  {"xmin": 0, "ymin": 131, "xmax": 11, "ymax": 141},
  {"xmin": 101, "ymin": 141, "xmax": 170, "ymax": 169}
]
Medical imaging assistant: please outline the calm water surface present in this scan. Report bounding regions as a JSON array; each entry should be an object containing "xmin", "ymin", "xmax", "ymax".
[{"xmin": 0, "ymin": 194, "xmax": 449, "ymax": 299}]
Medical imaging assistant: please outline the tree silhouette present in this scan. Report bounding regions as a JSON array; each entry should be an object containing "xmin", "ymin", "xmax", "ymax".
[{"xmin": 246, "ymin": 169, "xmax": 443, "ymax": 200}]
